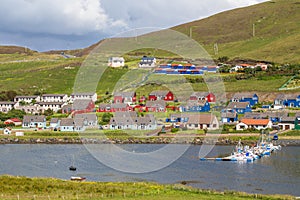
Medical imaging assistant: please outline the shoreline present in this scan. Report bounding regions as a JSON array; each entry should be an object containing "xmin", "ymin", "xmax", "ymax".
[{"xmin": 1, "ymin": 136, "xmax": 300, "ymax": 146}]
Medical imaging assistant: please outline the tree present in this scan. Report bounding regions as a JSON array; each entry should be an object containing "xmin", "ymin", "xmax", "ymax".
[
  {"xmin": 44, "ymin": 108, "xmax": 54, "ymax": 116},
  {"xmin": 102, "ymin": 113, "xmax": 113, "ymax": 124}
]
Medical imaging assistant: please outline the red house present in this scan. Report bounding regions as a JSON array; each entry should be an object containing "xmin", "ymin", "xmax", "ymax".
[
  {"xmin": 4, "ymin": 118, "xmax": 22, "ymax": 126},
  {"xmin": 113, "ymin": 92, "xmax": 136, "ymax": 104},
  {"xmin": 189, "ymin": 92, "xmax": 216, "ymax": 103},
  {"xmin": 62, "ymin": 99, "xmax": 95, "ymax": 115},
  {"xmin": 148, "ymin": 90, "xmax": 174, "ymax": 101}
]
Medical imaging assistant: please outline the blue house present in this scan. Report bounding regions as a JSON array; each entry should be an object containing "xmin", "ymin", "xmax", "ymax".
[
  {"xmin": 139, "ymin": 56, "xmax": 156, "ymax": 68},
  {"xmin": 226, "ymin": 102, "xmax": 251, "ymax": 114},
  {"xmin": 231, "ymin": 93, "xmax": 258, "ymax": 107},
  {"xmin": 221, "ymin": 109, "xmax": 238, "ymax": 123},
  {"xmin": 274, "ymin": 93, "xmax": 300, "ymax": 109},
  {"xmin": 179, "ymin": 100, "xmax": 210, "ymax": 112}
]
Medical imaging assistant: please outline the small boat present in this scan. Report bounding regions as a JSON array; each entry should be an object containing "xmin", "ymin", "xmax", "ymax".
[
  {"xmin": 70, "ymin": 176, "xmax": 86, "ymax": 181},
  {"xmin": 69, "ymin": 166, "xmax": 76, "ymax": 171}
]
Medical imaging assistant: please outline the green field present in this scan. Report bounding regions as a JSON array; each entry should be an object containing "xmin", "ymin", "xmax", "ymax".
[{"xmin": 0, "ymin": 176, "xmax": 294, "ymax": 200}]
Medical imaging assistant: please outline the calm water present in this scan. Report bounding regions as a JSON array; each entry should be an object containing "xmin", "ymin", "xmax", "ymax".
[{"xmin": 0, "ymin": 144, "xmax": 299, "ymax": 196}]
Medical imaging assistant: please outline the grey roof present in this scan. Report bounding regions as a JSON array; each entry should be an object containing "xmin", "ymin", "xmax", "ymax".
[
  {"xmin": 182, "ymin": 100, "xmax": 207, "ymax": 107},
  {"xmin": 149, "ymin": 90, "xmax": 169, "ymax": 96},
  {"xmin": 39, "ymin": 102, "xmax": 64, "ymax": 106},
  {"xmin": 42, "ymin": 94, "xmax": 67, "ymax": 97},
  {"xmin": 15, "ymin": 95, "xmax": 38, "ymax": 99},
  {"xmin": 232, "ymin": 92, "xmax": 256, "ymax": 99},
  {"xmin": 190, "ymin": 92, "xmax": 209, "ymax": 98},
  {"xmin": 72, "ymin": 99, "xmax": 92, "ymax": 110},
  {"xmin": 60, "ymin": 118, "xmax": 74, "ymax": 126},
  {"xmin": 0, "ymin": 101, "xmax": 16, "ymax": 105},
  {"xmin": 280, "ymin": 116, "xmax": 296, "ymax": 123},
  {"xmin": 221, "ymin": 111, "xmax": 237, "ymax": 118},
  {"xmin": 114, "ymin": 111, "xmax": 138, "ymax": 118},
  {"xmin": 243, "ymin": 111, "xmax": 288, "ymax": 119},
  {"xmin": 74, "ymin": 113, "xmax": 97, "ymax": 122},
  {"xmin": 74, "ymin": 118, "xmax": 85, "ymax": 127},
  {"xmin": 23, "ymin": 115, "xmax": 46, "ymax": 123},
  {"xmin": 146, "ymin": 100, "xmax": 166, "ymax": 107},
  {"xmin": 275, "ymin": 93, "xmax": 300, "ymax": 100},
  {"xmin": 111, "ymin": 103, "xmax": 129, "ymax": 109},
  {"xmin": 110, "ymin": 114, "xmax": 156, "ymax": 126},
  {"xmin": 114, "ymin": 91, "xmax": 135, "ymax": 98},
  {"xmin": 50, "ymin": 118, "xmax": 59, "ymax": 123},
  {"xmin": 227, "ymin": 102, "xmax": 250, "ymax": 109}
]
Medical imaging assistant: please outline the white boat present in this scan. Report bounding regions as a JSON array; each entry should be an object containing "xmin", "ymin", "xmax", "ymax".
[{"xmin": 70, "ymin": 176, "xmax": 86, "ymax": 181}]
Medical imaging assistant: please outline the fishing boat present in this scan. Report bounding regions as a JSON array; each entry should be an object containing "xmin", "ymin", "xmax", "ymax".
[
  {"xmin": 69, "ymin": 155, "xmax": 77, "ymax": 171},
  {"xmin": 70, "ymin": 176, "xmax": 86, "ymax": 181}
]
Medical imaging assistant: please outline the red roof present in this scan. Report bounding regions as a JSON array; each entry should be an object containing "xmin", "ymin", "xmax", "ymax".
[
  {"xmin": 241, "ymin": 118, "xmax": 270, "ymax": 126},
  {"xmin": 8, "ymin": 118, "xmax": 22, "ymax": 122}
]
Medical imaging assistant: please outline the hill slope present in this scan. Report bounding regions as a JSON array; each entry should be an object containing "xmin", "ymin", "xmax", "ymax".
[{"xmin": 172, "ymin": 0, "xmax": 300, "ymax": 64}]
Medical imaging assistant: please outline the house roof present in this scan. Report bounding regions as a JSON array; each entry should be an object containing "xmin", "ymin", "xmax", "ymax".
[
  {"xmin": 190, "ymin": 92, "xmax": 209, "ymax": 98},
  {"xmin": 114, "ymin": 111, "xmax": 137, "ymax": 118},
  {"xmin": 75, "ymin": 113, "xmax": 97, "ymax": 122},
  {"xmin": 74, "ymin": 118, "xmax": 85, "ymax": 127},
  {"xmin": 227, "ymin": 102, "xmax": 250, "ymax": 109},
  {"xmin": 110, "ymin": 114, "xmax": 156, "ymax": 126},
  {"xmin": 232, "ymin": 92, "xmax": 256, "ymax": 99},
  {"xmin": 280, "ymin": 116, "xmax": 296, "ymax": 123},
  {"xmin": 240, "ymin": 118, "xmax": 270, "ymax": 126},
  {"xmin": 0, "ymin": 101, "xmax": 16, "ymax": 105},
  {"xmin": 50, "ymin": 118, "xmax": 59, "ymax": 123},
  {"xmin": 221, "ymin": 111, "xmax": 237, "ymax": 118},
  {"xmin": 42, "ymin": 94, "xmax": 67, "ymax": 97},
  {"xmin": 39, "ymin": 102, "xmax": 64, "ymax": 106},
  {"xmin": 99, "ymin": 103, "xmax": 110, "ymax": 109},
  {"xmin": 5, "ymin": 118, "xmax": 22, "ymax": 123},
  {"xmin": 275, "ymin": 93, "xmax": 300, "ymax": 100},
  {"xmin": 15, "ymin": 95, "xmax": 38, "ymax": 99},
  {"xmin": 23, "ymin": 115, "xmax": 46, "ymax": 123},
  {"xmin": 183, "ymin": 100, "xmax": 207, "ymax": 107},
  {"xmin": 146, "ymin": 100, "xmax": 166, "ymax": 107},
  {"xmin": 72, "ymin": 99, "xmax": 93, "ymax": 110},
  {"xmin": 187, "ymin": 114, "xmax": 216, "ymax": 124},
  {"xmin": 60, "ymin": 118, "xmax": 74, "ymax": 126},
  {"xmin": 114, "ymin": 91, "xmax": 135, "ymax": 98},
  {"xmin": 149, "ymin": 90, "xmax": 170, "ymax": 97},
  {"xmin": 111, "ymin": 103, "xmax": 129, "ymax": 109}
]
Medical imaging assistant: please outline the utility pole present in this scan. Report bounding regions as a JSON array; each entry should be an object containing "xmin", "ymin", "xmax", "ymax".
[{"xmin": 253, "ymin": 23, "xmax": 255, "ymax": 37}]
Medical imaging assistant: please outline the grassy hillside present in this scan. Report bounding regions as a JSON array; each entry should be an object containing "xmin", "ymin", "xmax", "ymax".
[
  {"xmin": 0, "ymin": 176, "xmax": 293, "ymax": 200},
  {"xmin": 173, "ymin": 0, "xmax": 300, "ymax": 64}
]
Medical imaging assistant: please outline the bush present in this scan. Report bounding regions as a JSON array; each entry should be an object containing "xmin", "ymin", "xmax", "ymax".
[{"xmin": 171, "ymin": 128, "xmax": 179, "ymax": 133}]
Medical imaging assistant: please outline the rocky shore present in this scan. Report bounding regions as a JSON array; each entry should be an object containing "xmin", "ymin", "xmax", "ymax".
[{"xmin": 0, "ymin": 137, "xmax": 299, "ymax": 146}]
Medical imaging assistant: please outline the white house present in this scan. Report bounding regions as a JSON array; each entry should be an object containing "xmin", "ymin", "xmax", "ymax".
[
  {"xmin": 108, "ymin": 57, "xmax": 125, "ymax": 67},
  {"xmin": 0, "ymin": 102, "xmax": 16, "ymax": 113},
  {"xmin": 70, "ymin": 92, "xmax": 97, "ymax": 103},
  {"xmin": 15, "ymin": 104, "xmax": 41, "ymax": 115},
  {"xmin": 74, "ymin": 113, "xmax": 98, "ymax": 128},
  {"xmin": 3, "ymin": 127, "xmax": 12, "ymax": 135},
  {"xmin": 59, "ymin": 118, "xmax": 85, "ymax": 132},
  {"xmin": 22, "ymin": 115, "xmax": 46, "ymax": 129},
  {"xmin": 236, "ymin": 119, "xmax": 272, "ymax": 131},
  {"xmin": 50, "ymin": 118, "xmax": 60, "ymax": 130},
  {"xmin": 14, "ymin": 95, "xmax": 40, "ymax": 103},
  {"xmin": 139, "ymin": 56, "xmax": 156, "ymax": 68},
  {"xmin": 38, "ymin": 102, "xmax": 66, "ymax": 113},
  {"xmin": 41, "ymin": 94, "xmax": 68, "ymax": 103}
]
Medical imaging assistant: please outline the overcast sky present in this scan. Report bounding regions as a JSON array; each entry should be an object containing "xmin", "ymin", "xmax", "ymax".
[{"xmin": 0, "ymin": 0, "xmax": 267, "ymax": 51}]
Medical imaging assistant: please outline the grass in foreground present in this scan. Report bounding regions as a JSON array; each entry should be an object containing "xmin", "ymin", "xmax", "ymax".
[{"xmin": 0, "ymin": 176, "xmax": 294, "ymax": 200}]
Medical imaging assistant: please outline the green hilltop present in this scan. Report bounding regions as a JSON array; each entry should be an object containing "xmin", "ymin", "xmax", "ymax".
[{"xmin": 172, "ymin": 0, "xmax": 300, "ymax": 64}]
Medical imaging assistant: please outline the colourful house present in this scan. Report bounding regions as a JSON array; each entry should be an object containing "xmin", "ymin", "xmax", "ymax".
[
  {"xmin": 113, "ymin": 92, "xmax": 136, "ymax": 104},
  {"xmin": 179, "ymin": 100, "xmax": 210, "ymax": 112},
  {"xmin": 189, "ymin": 92, "xmax": 216, "ymax": 103},
  {"xmin": 274, "ymin": 93, "xmax": 300, "ymax": 109},
  {"xmin": 231, "ymin": 93, "xmax": 258, "ymax": 107},
  {"xmin": 226, "ymin": 102, "xmax": 252, "ymax": 114},
  {"xmin": 148, "ymin": 90, "xmax": 174, "ymax": 101}
]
